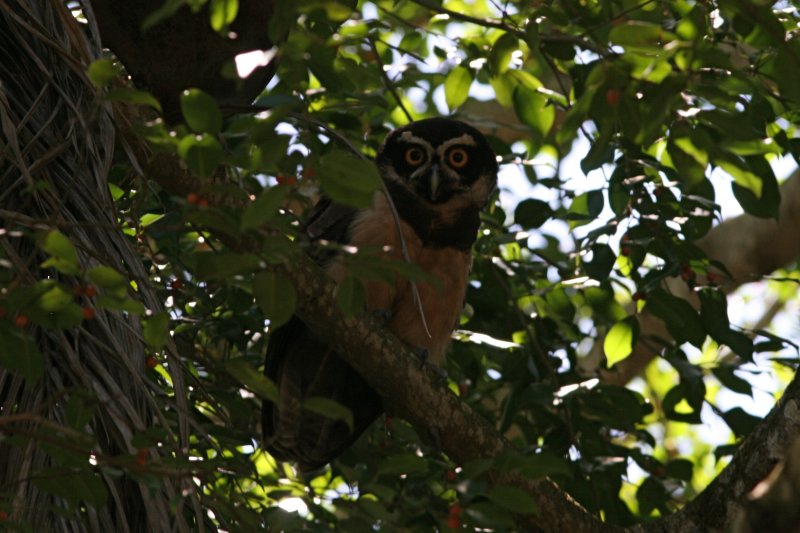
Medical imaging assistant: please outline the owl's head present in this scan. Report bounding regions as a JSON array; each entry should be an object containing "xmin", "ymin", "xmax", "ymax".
[{"xmin": 376, "ymin": 118, "xmax": 498, "ymax": 208}]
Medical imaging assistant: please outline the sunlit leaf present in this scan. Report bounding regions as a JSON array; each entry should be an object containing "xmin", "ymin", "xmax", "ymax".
[
  {"xmin": 604, "ymin": 317, "xmax": 639, "ymax": 366},
  {"xmin": 444, "ymin": 66, "xmax": 472, "ymax": 110}
]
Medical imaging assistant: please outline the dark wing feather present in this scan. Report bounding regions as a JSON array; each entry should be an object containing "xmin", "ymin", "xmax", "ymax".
[{"xmin": 262, "ymin": 198, "xmax": 383, "ymax": 471}]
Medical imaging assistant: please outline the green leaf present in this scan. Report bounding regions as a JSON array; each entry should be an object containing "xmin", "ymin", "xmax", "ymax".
[
  {"xmin": 567, "ymin": 189, "xmax": 604, "ymax": 229},
  {"xmin": 65, "ymin": 393, "xmax": 97, "ymax": 430},
  {"xmin": 225, "ymin": 358, "xmax": 278, "ymax": 402},
  {"xmin": 87, "ymin": 266, "xmax": 127, "ymax": 289},
  {"xmin": 712, "ymin": 366, "xmax": 753, "ymax": 396},
  {"xmin": 514, "ymin": 198, "xmax": 552, "ymax": 229},
  {"xmin": 515, "ymin": 451, "xmax": 572, "ymax": 480},
  {"xmin": 604, "ymin": 316, "xmax": 639, "ymax": 366},
  {"xmin": 665, "ymin": 459, "xmax": 694, "ymax": 482},
  {"xmin": 512, "ymin": 85, "xmax": 554, "ymax": 139},
  {"xmin": 721, "ymin": 407, "xmax": 761, "ymax": 438},
  {"xmin": 717, "ymin": 159, "xmax": 762, "ymax": 198},
  {"xmin": 609, "ymin": 21, "xmax": 676, "ymax": 49},
  {"xmin": 209, "ymin": 0, "xmax": 238, "ymax": 32},
  {"xmin": 38, "ymin": 285, "xmax": 73, "ymax": 312},
  {"xmin": 319, "ymin": 151, "xmax": 381, "ymax": 208},
  {"xmin": 105, "ymin": 87, "xmax": 162, "ymax": 112},
  {"xmin": 334, "ymin": 275, "xmax": 366, "ymax": 316},
  {"xmin": 376, "ymin": 453, "xmax": 428, "ymax": 477},
  {"xmin": 444, "ymin": 66, "xmax": 472, "ymax": 110},
  {"xmin": 490, "ymin": 72, "xmax": 516, "ymax": 107},
  {"xmin": 487, "ymin": 485, "xmax": 538, "ymax": 514},
  {"xmin": 143, "ymin": 311, "xmax": 170, "ymax": 350},
  {"xmin": 489, "ymin": 33, "xmax": 519, "ymax": 74},
  {"xmin": 96, "ymin": 295, "xmax": 145, "ymax": 314},
  {"xmin": 194, "ymin": 252, "xmax": 260, "ymax": 279},
  {"xmin": 87, "ymin": 59, "xmax": 119, "ymax": 88},
  {"xmin": 33, "ymin": 468, "xmax": 108, "ymax": 508},
  {"xmin": 241, "ymin": 185, "xmax": 291, "ymax": 230},
  {"xmin": 646, "ymin": 289, "xmax": 706, "ymax": 348},
  {"xmin": 581, "ymin": 123, "xmax": 615, "ymax": 173},
  {"xmin": 141, "ymin": 0, "xmax": 184, "ymax": 31},
  {"xmin": 253, "ymin": 271, "xmax": 296, "ymax": 327},
  {"xmin": 583, "ymin": 243, "xmax": 616, "ymax": 281},
  {"xmin": 40, "ymin": 230, "xmax": 80, "ymax": 275},
  {"xmin": 302, "ymin": 397, "xmax": 353, "ymax": 431},
  {"xmin": 637, "ymin": 477, "xmax": 668, "ymax": 516},
  {"xmin": 177, "ymin": 133, "xmax": 224, "ymax": 177},
  {"xmin": 180, "ymin": 89, "xmax": 223, "ymax": 134},
  {"xmin": 0, "ymin": 326, "xmax": 44, "ymax": 382},
  {"xmin": 698, "ymin": 288, "xmax": 753, "ymax": 360},
  {"xmin": 729, "ymin": 156, "xmax": 780, "ymax": 219}
]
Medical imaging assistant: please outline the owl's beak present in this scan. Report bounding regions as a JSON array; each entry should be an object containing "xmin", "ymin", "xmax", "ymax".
[{"xmin": 427, "ymin": 165, "xmax": 441, "ymax": 202}]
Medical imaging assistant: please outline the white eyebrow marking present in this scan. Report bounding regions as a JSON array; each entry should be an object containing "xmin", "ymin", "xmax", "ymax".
[
  {"xmin": 398, "ymin": 131, "xmax": 434, "ymax": 155},
  {"xmin": 437, "ymin": 133, "xmax": 477, "ymax": 155}
]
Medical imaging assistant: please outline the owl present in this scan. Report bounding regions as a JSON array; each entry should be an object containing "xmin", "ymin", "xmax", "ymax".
[{"xmin": 263, "ymin": 118, "xmax": 498, "ymax": 471}]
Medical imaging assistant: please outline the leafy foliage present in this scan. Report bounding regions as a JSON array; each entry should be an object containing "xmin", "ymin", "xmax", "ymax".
[{"xmin": 2, "ymin": 0, "xmax": 800, "ymax": 530}]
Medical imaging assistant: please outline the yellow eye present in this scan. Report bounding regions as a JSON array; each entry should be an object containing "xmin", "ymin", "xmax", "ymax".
[
  {"xmin": 447, "ymin": 148, "xmax": 469, "ymax": 168},
  {"xmin": 405, "ymin": 147, "xmax": 425, "ymax": 166}
]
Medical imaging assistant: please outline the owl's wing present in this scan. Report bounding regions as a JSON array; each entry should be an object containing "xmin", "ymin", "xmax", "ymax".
[{"xmin": 262, "ymin": 196, "xmax": 384, "ymax": 471}]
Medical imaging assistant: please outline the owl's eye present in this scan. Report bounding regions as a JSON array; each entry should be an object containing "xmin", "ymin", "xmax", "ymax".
[
  {"xmin": 404, "ymin": 147, "xmax": 425, "ymax": 166},
  {"xmin": 447, "ymin": 148, "xmax": 469, "ymax": 168}
]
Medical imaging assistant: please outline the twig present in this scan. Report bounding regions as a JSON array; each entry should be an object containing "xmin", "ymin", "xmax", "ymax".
[{"xmin": 369, "ymin": 36, "xmax": 414, "ymax": 123}]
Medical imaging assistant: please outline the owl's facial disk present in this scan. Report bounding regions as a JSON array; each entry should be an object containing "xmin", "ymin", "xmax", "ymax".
[
  {"xmin": 377, "ymin": 119, "xmax": 498, "ymax": 208},
  {"xmin": 399, "ymin": 132, "xmax": 476, "ymax": 203}
]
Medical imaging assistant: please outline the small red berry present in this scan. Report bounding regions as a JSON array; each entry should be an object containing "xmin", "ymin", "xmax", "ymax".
[
  {"xmin": 621, "ymin": 246, "xmax": 632, "ymax": 257},
  {"xmin": 633, "ymin": 291, "xmax": 646, "ymax": 301},
  {"xmin": 187, "ymin": 192, "xmax": 199, "ymax": 205},
  {"xmin": 84, "ymin": 286, "xmax": 97, "ymax": 298},
  {"xmin": 605, "ymin": 89, "xmax": 621, "ymax": 106},
  {"xmin": 14, "ymin": 314, "xmax": 28, "ymax": 328},
  {"xmin": 276, "ymin": 174, "xmax": 297, "ymax": 186},
  {"xmin": 707, "ymin": 271, "xmax": 718, "ymax": 284},
  {"xmin": 198, "ymin": 198, "xmax": 209, "ymax": 208},
  {"xmin": 302, "ymin": 165, "xmax": 315, "ymax": 179},
  {"xmin": 136, "ymin": 448, "xmax": 147, "ymax": 466},
  {"xmin": 446, "ymin": 470, "xmax": 457, "ymax": 482},
  {"xmin": 170, "ymin": 278, "xmax": 184, "ymax": 291},
  {"xmin": 652, "ymin": 466, "xmax": 666, "ymax": 477},
  {"xmin": 680, "ymin": 264, "xmax": 694, "ymax": 282},
  {"xmin": 448, "ymin": 503, "xmax": 462, "ymax": 528},
  {"xmin": 73, "ymin": 285, "xmax": 85, "ymax": 297},
  {"xmin": 145, "ymin": 356, "xmax": 158, "ymax": 369},
  {"xmin": 0, "ymin": 510, "xmax": 7, "ymax": 521},
  {"xmin": 82, "ymin": 307, "xmax": 95, "ymax": 320}
]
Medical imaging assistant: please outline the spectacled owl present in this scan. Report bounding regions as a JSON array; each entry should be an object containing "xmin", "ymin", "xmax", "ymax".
[{"xmin": 263, "ymin": 118, "xmax": 498, "ymax": 471}]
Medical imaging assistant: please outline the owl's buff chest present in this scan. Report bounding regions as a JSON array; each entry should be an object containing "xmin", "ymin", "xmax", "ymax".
[{"xmin": 328, "ymin": 192, "xmax": 472, "ymax": 361}]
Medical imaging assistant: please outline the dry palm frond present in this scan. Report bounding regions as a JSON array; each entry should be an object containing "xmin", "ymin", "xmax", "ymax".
[{"xmin": 0, "ymin": 1, "xmax": 194, "ymax": 531}]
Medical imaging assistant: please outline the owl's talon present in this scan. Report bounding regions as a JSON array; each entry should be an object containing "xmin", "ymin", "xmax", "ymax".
[
  {"xmin": 428, "ymin": 426, "xmax": 443, "ymax": 451},
  {"xmin": 412, "ymin": 346, "xmax": 429, "ymax": 368},
  {"xmin": 410, "ymin": 346, "xmax": 448, "ymax": 383}
]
